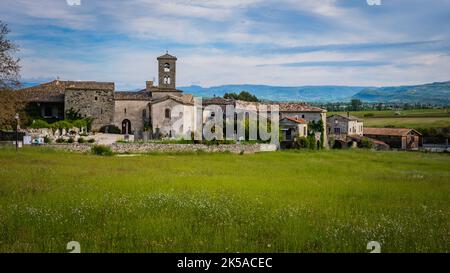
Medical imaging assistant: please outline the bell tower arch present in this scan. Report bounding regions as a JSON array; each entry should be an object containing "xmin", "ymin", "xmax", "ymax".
[{"xmin": 157, "ymin": 52, "xmax": 177, "ymax": 89}]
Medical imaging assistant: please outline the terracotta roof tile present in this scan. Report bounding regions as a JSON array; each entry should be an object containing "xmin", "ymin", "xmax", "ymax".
[
  {"xmin": 16, "ymin": 80, "xmax": 114, "ymax": 102},
  {"xmin": 115, "ymin": 91, "xmax": 152, "ymax": 100},
  {"xmin": 364, "ymin": 127, "xmax": 422, "ymax": 136},
  {"xmin": 283, "ymin": 117, "xmax": 308, "ymax": 124}
]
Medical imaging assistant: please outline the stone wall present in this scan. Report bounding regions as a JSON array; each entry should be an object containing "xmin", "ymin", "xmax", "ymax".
[
  {"xmin": 64, "ymin": 88, "xmax": 115, "ymax": 131},
  {"xmin": 114, "ymin": 100, "xmax": 150, "ymax": 133},
  {"xmin": 46, "ymin": 143, "xmax": 277, "ymax": 154}
]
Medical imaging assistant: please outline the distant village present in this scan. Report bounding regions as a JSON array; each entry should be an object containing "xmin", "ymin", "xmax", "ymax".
[{"xmin": 2, "ymin": 53, "xmax": 447, "ymax": 153}]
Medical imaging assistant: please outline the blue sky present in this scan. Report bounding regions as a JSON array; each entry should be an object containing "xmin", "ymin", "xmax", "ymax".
[{"xmin": 1, "ymin": 0, "xmax": 449, "ymax": 90}]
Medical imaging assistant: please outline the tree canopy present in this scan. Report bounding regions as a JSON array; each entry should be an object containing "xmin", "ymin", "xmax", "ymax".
[
  {"xmin": 224, "ymin": 91, "xmax": 259, "ymax": 102},
  {"xmin": 0, "ymin": 21, "xmax": 20, "ymax": 89}
]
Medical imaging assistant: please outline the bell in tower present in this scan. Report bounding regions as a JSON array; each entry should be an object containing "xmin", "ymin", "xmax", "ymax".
[{"xmin": 157, "ymin": 51, "xmax": 177, "ymax": 89}]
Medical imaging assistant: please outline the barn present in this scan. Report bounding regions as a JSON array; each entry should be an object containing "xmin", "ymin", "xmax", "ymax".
[{"xmin": 363, "ymin": 127, "xmax": 422, "ymax": 150}]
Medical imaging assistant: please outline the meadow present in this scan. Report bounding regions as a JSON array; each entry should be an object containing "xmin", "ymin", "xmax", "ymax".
[
  {"xmin": 329, "ymin": 109, "xmax": 450, "ymax": 129},
  {"xmin": 0, "ymin": 147, "xmax": 449, "ymax": 253}
]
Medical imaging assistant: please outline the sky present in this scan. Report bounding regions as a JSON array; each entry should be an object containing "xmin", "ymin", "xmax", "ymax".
[{"xmin": 0, "ymin": 0, "xmax": 450, "ymax": 90}]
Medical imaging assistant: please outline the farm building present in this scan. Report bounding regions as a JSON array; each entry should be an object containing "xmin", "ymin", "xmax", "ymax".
[{"xmin": 363, "ymin": 127, "xmax": 422, "ymax": 150}]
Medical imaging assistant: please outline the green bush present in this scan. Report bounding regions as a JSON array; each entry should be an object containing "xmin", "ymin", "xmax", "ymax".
[
  {"xmin": 87, "ymin": 138, "xmax": 95, "ymax": 143},
  {"xmin": 307, "ymin": 135, "xmax": 317, "ymax": 150},
  {"xmin": 364, "ymin": 113, "xmax": 374, "ymax": 117},
  {"xmin": 29, "ymin": 119, "xmax": 51, "ymax": 128},
  {"xmin": 55, "ymin": 138, "xmax": 66, "ymax": 143},
  {"xmin": 44, "ymin": 136, "xmax": 52, "ymax": 144},
  {"xmin": 67, "ymin": 138, "xmax": 75, "ymax": 143},
  {"xmin": 294, "ymin": 137, "xmax": 309, "ymax": 149},
  {"xmin": 52, "ymin": 120, "xmax": 73, "ymax": 130},
  {"xmin": 91, "ymin": 145, "xmax": 113, "ymax": 156},
  {"xmin": 359, "ymin": 137, "xmax": 374, "ymax": 149},
  {"xmin": 78, "ymin": 137, "xmax": 85, "ymax": 144},
  {"xmin": 72, "ymin": 119, "xmax": 87, "ymax": 129}
]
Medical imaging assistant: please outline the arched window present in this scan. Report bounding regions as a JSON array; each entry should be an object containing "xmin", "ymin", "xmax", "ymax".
[
  {"xmin": 163, "ymin": 76, "xmax": 171, "ymax": 84},
  {"xmin": 165, "ymin": 108, "xmax": 171, "ymax": 119},
  {"xmin": 164, "ymin": 63, "xmax": 170, "ymax": 72}
]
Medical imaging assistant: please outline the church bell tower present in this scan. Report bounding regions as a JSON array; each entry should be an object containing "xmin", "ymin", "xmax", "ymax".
[{"xmin": 157, "ymin": 52, "xmax": 177, "ymax": 89}]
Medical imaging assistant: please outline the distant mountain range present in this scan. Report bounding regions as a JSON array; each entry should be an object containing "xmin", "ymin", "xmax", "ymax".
[
  {"xmin": 20, "ymin": 80, "xmax": 450, "ymax": 104},
  {"xmin": 179, "ymin": 85, "xmax": 369, "ymax": 102},
  {"xmin": 179, "ymin": 81, "xmax": 450, "ymax": 104},
  {"xmin": 351, "ymin": 82, "xmax": 450, "ymax": 104}
]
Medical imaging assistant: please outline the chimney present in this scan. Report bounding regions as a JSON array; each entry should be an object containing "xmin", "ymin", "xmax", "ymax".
[{"xmin": 146, "ymin": 81, "xmax": 153, "ymax": 91}]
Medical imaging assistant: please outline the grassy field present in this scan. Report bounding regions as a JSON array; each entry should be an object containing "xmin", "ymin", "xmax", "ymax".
[
  {"xmin": 0, "ymin": 147, "xmax": 449, "ymax": 253},
  {"xmin": 329, "ymin": 109, "xmax": 450, "ymax": 129}
]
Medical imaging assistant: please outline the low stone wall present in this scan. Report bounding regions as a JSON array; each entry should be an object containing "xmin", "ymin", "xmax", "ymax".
[
  {"xmin": 46, "ymin": 143, "xmax": 277, "ymax": 154},
  {"xmin": 47, "ymin": 143, "xmax": 92, "ymax": 153}
]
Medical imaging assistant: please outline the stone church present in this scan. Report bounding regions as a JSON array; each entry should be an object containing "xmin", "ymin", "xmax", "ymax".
[
  {"xmin": 17, "ymin": 52, "xmax": 195, "ymax": 137},
  {"xmin": 17, "ymin": 52, "xmax": 327, "ymax": 143}
]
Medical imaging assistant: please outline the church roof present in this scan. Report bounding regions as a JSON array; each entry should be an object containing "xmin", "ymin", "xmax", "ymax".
[
  {"xmin": 157, "ymin": 52, "xmax": 177, "ymax": 60},
  {"xmin": 151, "ymin": 94, "xmax": 194, "ymax": 105},
  {"xmin": 115, "ymin": 91, "xmax": 152, "ymax": 100}
]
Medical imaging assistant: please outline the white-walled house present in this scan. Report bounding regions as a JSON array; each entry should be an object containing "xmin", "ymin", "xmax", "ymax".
[{"xmin": 327, "ymin": 114, "xmax": 363, "ymax": 138}]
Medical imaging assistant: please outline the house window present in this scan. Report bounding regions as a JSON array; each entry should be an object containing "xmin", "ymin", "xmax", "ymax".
[
  {"xmin": 303, "ymin": 127, "xmax": 307, "ymax": 136},
  {"xmin": 124, "ymin": 108, "xmax": 127, "ymax": 114},
  {"xmin": 95, "ymin": 96, "xmax": 98, "ymax": 101},
  {"xmin": 100, "ymin": 108, "xmax": 103, "ymax": 114},
  {"xmin": 165, "ymin": 108, "xmax": 171, "ymax": 119},
  {"xmin": 334, "ymin": 128, "xmax": 341, "ymax": 134},
  {"xmin": 302, "ymin": 114, "xmax": 305, "ymax": 118}
]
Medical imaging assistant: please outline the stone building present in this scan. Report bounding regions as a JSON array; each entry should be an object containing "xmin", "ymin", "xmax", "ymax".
[
  {"xmin": 363, "ymin": 127, "xmax": 422, "ymax": 150},
  {"xmin": 327, "ymin": 113, "xmax": 363, "ymax": 139},
  {"xmin": 280, "ymin": 117, "xmax": 308, "ymax": 142},
  {"xmin": 16, "ymin": 52, "xmax": 327, "ymax": 144}
]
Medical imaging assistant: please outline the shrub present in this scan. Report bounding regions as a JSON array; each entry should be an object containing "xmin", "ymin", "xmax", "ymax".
[
  {"xmin": 99, "ymin": 125, "xmax": 121, "ymax": 134},
  {"xmin": 87, "ymin": 138, "xmax": 95, "ymax": 143},
  {"xmin": 44, "ymin": 136, "xmax": 52, "ymax": 144},
  {"xmin": 306, "ymin": 135, "xmax": 316, "ymax": 150},
  {"xmin": 29, "ymin": 119, "xmax": 51, "ymax": 129},
  {"xmin": 72, "ymin": 119, "xmax": 87, "ymax": 129},
  {"xmin": 91, "ymin": 145, "xmax": 113, "ymax": 156},
  {"xmin": 78, "ymin": 137, "xmax": 85, "ymax": 144},
  {"xmin": 294, "ymin": 137, "xmax": 309, "ymax": 149},
  {"xmin": 364, "ymin": 113, "xmax": 374, "ymax": 117},
  {"xmin": 52, "ymin": 120, "xmax": 73, "ymax": 130},
  {"xmin": 67, "ymin": 137, "xmax": 75, "ymax": 143},
  {"xmin": 360, "ymin": 137, "xmax": 374, "ymax": 149},
  {"xmin": 55, "ymin": 138, "xmax": 66, "ymax": 143}
]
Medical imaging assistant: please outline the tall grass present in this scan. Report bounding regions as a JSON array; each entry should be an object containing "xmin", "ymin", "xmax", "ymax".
[{"xmin": 0, "ymin": 147, "xmax": 448, "ymax": 252}]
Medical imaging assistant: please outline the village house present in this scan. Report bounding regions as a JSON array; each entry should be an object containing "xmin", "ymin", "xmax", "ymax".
[
  {"xmin": 363, "ymin": 127, "xmax": 422, "ymax": 150},
  {"xmin": 16, "ymin": 52, "xmax": 327, "ymax": 144},
  {"xmin": 279, "ymin": 117, "xmax": 308, "ymax": 142},
  {"xmin": 327, "ymin": 113, "xmax": 364, "ymax": 139}
]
